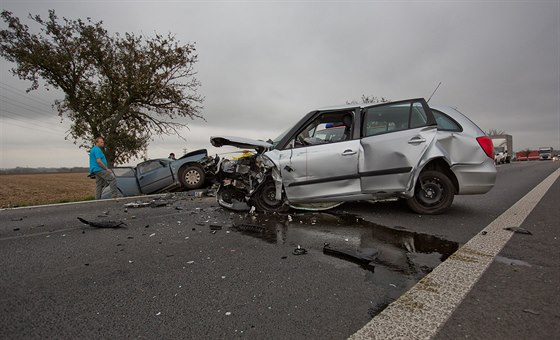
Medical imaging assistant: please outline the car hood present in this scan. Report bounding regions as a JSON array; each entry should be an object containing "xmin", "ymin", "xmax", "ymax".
[{"xmin": 210, "ymin": 136, "xmax": 273, "ymax": 152}]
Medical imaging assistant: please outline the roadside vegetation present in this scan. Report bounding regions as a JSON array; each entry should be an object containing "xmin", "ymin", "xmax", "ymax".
[{"xmin": 0, "ymin": 172, "xmax": 95, "ymax": 208}]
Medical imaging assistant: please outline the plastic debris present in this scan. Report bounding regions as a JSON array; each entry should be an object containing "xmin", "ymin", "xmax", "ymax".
[
  {"xmin": 287, "ymin": 215, "xmax": 293, "ymax": 222},
  {"xmin": 322, "ymin": 243, "xmax": 377, "ymax": 270},
  {"xmin": 249, "ymin": 206, "xmax": 256, "ymax": 214},
  {"xmin": 77, "ymin": 217, "xmax": 126, "ymax": 228},
  {"xmin": 504, "ymin": 227, "xmax": 532, "ymax": 235},
  {"xmin": 522, "ymin": 309, "xmax": 540, "ymax": 315},
  {"xmin": 187, "ymin": 261, "xmax": 195, "ymax": 264},
  {"xmin": 225, "ymin": 312, "xmax": 232, "ymax": 316},
  {"xmin": 292, "ymin": 245, "xmax": 307, "ymax": 255},
  {"xmin": 156, "ymin": 312, "xmax": 161, "ymax": 316},
  {"xmin": 149, "ymin": 233, "xmax": 156, "ymax": 237}
]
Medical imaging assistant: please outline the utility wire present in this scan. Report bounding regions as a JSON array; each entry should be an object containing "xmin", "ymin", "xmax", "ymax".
[
  {"xmin": 0, "ymin": 81, "xmax": 54, "ymax": 106},
  {"xmin": 0, "ymin": 110, "xmax": 68, "ymax": 132},
  {"xmin": 0, "ymin": 98, "xmax": 55, "ymax": 117}
]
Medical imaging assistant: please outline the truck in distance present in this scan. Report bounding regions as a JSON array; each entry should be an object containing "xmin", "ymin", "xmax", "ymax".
[
  {"xmin": 539, "ymin": 147, "xmax": 553, "ymax": 160},
  {"xmin": 490, "ymin": 134, "xmax": 513, "ymax": 164}
]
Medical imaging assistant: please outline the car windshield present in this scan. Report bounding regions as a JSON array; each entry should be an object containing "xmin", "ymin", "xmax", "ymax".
[
  {"xmin": 271, "ymin": 127, "xmax": 291, "ymax": 149},
  {"xmin": 494, "ymin": 147, "xmax": 505, "ymax": 153}
]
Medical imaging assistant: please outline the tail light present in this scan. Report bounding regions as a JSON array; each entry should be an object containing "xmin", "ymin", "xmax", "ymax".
[{"xmin": 476, "ymin": 136, "xmax": 495, "ymax": 159}]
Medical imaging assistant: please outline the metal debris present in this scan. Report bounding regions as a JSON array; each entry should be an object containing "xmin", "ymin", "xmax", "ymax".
[
  {"xmin": 503, "ymin": 227, "xmax": 533, "ymax": 235},
  {"xmin": 77, "ymin": 217, "xmax": 126, "ymax": 229},
  {"xmin": 292, "ymin": 245, "xmax": 307, "ymax": 255},
  {"xmin": 230, "ymin": 224, "xmax": 265, "ymax": 233},
  {"xmin": 124, "ymin": 202, "xmax": 151, "ymax": 208}
]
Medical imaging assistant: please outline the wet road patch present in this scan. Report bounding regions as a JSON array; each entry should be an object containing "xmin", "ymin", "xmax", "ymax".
[{"xmin": 229, "ymin": 212, "xmax": 459, "ymax": 316}]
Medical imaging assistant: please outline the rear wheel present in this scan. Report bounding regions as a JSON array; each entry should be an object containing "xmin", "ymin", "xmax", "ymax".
[
  {"xmin": 180, "ymin": 165, "xmax": 206, "ymax": 190},
  {"xmin": 406, "ymin": 170, "xmax": 454, "ymax": 215}
]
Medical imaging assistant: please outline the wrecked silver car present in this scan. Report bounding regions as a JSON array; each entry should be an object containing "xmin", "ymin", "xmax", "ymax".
[{"xmin": 211, "ymin": 98, "xmax": 496, "ymax": 214}]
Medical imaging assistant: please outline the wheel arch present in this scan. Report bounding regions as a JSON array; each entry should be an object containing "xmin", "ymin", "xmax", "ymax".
[{"xmin": 419, "ymin": 158, "xmax": 459, "ymax": 194}]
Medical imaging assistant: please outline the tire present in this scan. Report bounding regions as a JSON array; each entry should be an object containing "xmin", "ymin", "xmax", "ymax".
[
  {"xmin": 253, "ymin": 180, "xmax": 289, "ymax": 213},
  {"xmin": 179, "ymin": 164, "xmax": 206, "ymax": 190},
  {"xmin": 406, "ymin": 170, "xmax": 455, "ymax": 215}
]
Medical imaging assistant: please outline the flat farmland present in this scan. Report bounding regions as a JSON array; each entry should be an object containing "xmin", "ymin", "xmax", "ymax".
[{"xmin": 0, "ymin": 172, "xmax": 95, "ymax": 208}]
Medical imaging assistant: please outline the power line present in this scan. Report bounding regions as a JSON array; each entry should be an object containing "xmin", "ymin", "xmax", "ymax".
[
  {"xmin": 0, "ymin": 109, "xmax": 68, "ymax": 132},
  {"xmin": 0, "ymin": 82, "xmax": 54, "ymax": 106},
  {"xmin": 0, "ymin": 98, "xmax": 55, "ymax": 117},
  {"xmin": 0, "ymin": 116, "xmax": 67, "ymax": 136}
]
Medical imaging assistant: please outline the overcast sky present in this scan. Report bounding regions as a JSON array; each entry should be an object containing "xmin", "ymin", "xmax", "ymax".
[{"xmin": 1, "ymin": 0, "xmax": 559, "ymax": 168}]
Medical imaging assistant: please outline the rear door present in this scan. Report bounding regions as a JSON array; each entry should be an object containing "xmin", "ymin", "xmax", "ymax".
[
  {"xmin": 136, "ymin": 159, "xmax": 174, "ymax": 194},
  {"xmin": 359, "ymin": 99, "xmax": 437, "ymax": 193}
]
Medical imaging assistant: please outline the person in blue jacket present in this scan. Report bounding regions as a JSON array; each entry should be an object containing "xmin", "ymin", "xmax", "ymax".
[{"xmin": 89, "ymin": 137, "xmax": 119, "ymax": 199}]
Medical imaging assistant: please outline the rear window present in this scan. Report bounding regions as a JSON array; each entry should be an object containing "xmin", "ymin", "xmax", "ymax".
[
  {"xmin": 432, "ymin": 110, "xmax": 462, "ymax": 132},
  {"xmin": 362, "ymin": 101, "xmax": 431, "ymax": 137}
]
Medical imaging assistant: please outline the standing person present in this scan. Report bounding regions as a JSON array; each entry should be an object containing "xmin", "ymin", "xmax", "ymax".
[
  {"xmin": 169, "ymin": 153, "xmax": 176, "ymax": 160},
  {"xmin": 89, "ymin": 137, "xmax": 119, "ymax": 199}
]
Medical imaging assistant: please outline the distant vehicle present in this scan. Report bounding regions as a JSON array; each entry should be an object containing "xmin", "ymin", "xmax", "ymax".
[
  {"xmin": 490, "ymin": 135, "xmax": 513, "ymax": 164},
  {"xmin": 539, "ymin": 147, "xmax": 553, "ymax": 160},
  {"xmin": 101, "ymin": 149, "xmax": 217, "ymax": 199},
  {"xmin": 211, "ymin": 98, "xmax": 497, "ymax": 215}
]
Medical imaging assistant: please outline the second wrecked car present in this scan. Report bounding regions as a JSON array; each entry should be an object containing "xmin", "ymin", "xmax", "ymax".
[
  {"xmin": 211, "ymin": 98, "xmax": 497, "ymax": 215},
  {"xmin": 101, "ymin": 149, "xmax": 217, "ymax": 198}
]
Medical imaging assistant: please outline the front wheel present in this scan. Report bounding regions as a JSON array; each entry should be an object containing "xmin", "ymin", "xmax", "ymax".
[
  {"xmin": 180, "ymin": 165, "xmax": 206, "ymax": 190},
  {"xmin": 406, "ymin": 170, "xmax": 455, "ymax": 215},
  {"xmin": 253, "ymin": 180, "xmax": 289, "ymax": 213}
]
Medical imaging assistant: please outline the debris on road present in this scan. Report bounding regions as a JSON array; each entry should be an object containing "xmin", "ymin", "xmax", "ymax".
[
  {"xmin": 209, "ymin": 225, "xmax": 223, "ymax": 231},
  {"xmin": 522, "ymin": 309, "xmax": 540, "ymax": 315},
  {"xmin": 124, "ymin": 202, "xmax": 151, "ymax": 208},
  {"xmin": 230, "ymin": 224, "xmax": 265, "ymax": 233},
  {"xmin": 10, "ymin": 217, "xmax": 24, "ymax": 221},
  {"xmin": 292, "ymin": 245, "xmax": 307, "ymax": 255},
  {"xmin": 322, "ymin": 243, "xmax": 377, "ymax": 270},
  {"xmin": 77, "ymin": 217, "xmax": 126, "ymax": 228},
  {"xmin": 503, "ymin": 227, "xmax": 533, "ymax": 235}
]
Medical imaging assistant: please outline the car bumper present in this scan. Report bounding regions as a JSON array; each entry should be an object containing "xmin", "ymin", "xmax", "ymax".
[{"xmin": 451, "ymin": 159, "xmax": 497, "ymax": 194}]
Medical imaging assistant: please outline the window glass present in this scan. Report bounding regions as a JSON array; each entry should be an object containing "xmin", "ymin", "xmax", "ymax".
[
  {"xmin": 112, "ymin": 168, "xmax": 135, "ymax": 177},
  {"xmin": 137, "ymin": 160, "xmax": 163, "ymax": 174},
  {"xmin": 432, "ymin": 110, "xmax": 462, "ymax": 131},
  {"xmin": 363, "ymin": 103, "xmax": 410, "ymax": 137},
  {"xmin": 290, "ymin": 111, "xmax": 354, "ymax": 148},
  {"xmin": 410, "ymin": 102, "xmax": 428, "ymax": 128}
]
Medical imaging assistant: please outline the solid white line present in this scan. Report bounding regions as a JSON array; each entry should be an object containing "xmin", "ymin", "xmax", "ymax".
[{"xmin": 349, "ymin": 167, "xmax": 560, "ymax": 340}]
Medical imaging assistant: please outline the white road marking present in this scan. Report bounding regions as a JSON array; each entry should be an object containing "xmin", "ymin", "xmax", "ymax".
[{"xmin": 350, "ymin": 167, "xmax": 560, "ymax": 340}]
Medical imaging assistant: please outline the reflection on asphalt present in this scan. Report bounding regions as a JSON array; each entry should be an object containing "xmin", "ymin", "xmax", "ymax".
[{"xmin": 230, "ymin": 212, "xmax": 460, "ymax": 316}]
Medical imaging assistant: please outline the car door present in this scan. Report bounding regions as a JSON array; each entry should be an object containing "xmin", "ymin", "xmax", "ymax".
[
  {"xmin": 136, "ymin": 159, "xmax": 174, "ymax": 194},
  {"xmin": 359, "ymin": 99, "xmax": 437, "ymax": 193},
  {"xmin": 278, "ymin": 109, "xmax": 361, "ymax": 201}
]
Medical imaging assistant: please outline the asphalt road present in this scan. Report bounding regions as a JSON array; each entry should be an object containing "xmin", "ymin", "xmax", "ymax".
[{"xmin": 1, "ymin": 160, "xmax": 558, "ymax": 339}]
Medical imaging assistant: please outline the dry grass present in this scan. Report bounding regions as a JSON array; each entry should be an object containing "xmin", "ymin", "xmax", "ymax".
[{"xmin": 0, "ymin": 172, "xmax": 96, "ymax": 208}]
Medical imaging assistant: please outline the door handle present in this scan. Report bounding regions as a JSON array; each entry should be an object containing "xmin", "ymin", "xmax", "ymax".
[
  {"xmin": 408, "ymin": 137, "xmax": 426, "ymax": 144},
  {"xmin": 342, "ymin": 149, "xmax": 357, "ymax": 156}
]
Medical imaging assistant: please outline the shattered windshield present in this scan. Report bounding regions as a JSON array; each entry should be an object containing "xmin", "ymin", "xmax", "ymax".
[{"xmin": 271, "ymin": 127, "xmax": 291, "ymax": 149}]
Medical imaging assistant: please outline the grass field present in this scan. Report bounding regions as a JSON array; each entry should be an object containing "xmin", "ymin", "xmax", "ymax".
[{"xmin": 0, "ymin": 172, "xmax": 96, "ymax": 208}]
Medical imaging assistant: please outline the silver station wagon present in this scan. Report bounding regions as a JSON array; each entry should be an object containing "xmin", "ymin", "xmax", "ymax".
[{"xmin": 211, "ymin": 98, "xmax": 496, "ymax": 214}]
